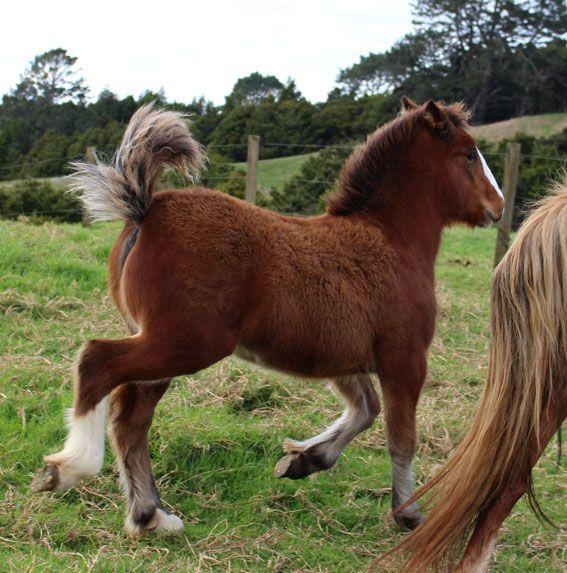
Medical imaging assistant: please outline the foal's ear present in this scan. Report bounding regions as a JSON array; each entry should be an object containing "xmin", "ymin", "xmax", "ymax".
[
  {"xmin": 423, "ymin": 99, "xmax": 451, "ymax": 138},
  {"xmin": 401, "ymin": 96, "xmax": 418, "ymax": 111}
]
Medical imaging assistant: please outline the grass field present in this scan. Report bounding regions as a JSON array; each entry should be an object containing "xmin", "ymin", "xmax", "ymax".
[
  {"xmin": 0, "ymin": 221, "xmax": 565, "ymax": 572},
  {"xmin": 233, "ymin": 153, "xmax": 316, "ymax": 191}
]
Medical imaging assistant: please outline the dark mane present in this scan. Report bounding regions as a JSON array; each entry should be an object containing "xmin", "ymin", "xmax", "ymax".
[{"xmin": 326, "ymin": 102, "xmax": 470, "ymax": 216}]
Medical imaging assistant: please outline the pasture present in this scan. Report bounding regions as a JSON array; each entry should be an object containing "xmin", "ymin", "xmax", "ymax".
[
  {"xmin": 0, "ymin": 219, "xmax": 564, "ymax": 572},
  {"xmin": 234, "ymin": 153, "xmax": 316, "ymax": 191}
]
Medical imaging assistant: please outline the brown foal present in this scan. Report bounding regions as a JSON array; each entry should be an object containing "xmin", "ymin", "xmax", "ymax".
[{"xmin": 32, "ymin": 98, "xmax": 504, "ymax": 538}]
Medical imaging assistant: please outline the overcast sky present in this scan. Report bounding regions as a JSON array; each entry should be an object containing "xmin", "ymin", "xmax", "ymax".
[{"xmin": 2, "ymin": 1, "xmax": 413, "ymax": 105}]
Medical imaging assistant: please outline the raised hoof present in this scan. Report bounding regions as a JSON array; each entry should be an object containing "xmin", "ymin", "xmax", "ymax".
[
  {"xmin": 274, "ymin": 451, "xmax": 329, "ymax": 480},
  {"xmin": 394, "ymin": 509, "xmax": 425, "ymax": 531},
  {"xmin": 31, "ymin": 464, "xmax": 60, "ymax": 492}
]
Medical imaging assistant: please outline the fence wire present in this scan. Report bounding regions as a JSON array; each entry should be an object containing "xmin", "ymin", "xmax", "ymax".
[
  {"xmin": 0, "ymin": 143, "xmax": 564, "ymax": 173},
  {"xmin": 0, "ymin": 140, "xmax": 565, "ymax": 219}
]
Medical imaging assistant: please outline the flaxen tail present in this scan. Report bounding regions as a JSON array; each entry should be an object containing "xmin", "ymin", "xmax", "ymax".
[
  {"xmin": 377, "ymin": 178, "xmax": 567, "ymax": 572},
  {"xmin": 69, "ymin": 103, "xmax": 204, "ymax": 223}
]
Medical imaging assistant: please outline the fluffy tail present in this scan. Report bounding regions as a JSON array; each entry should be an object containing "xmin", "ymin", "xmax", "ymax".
[
  {"xmin": 69, "ymin": 103, "xmax": 205, "ymax": 223},
  {"xmin": 378, "ymin": 178, "xmax": 567, "ymax": 571}
]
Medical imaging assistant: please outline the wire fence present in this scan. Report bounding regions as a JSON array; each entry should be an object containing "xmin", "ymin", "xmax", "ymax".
[
  {"xmin": 0, "ymin": 139, "xmax": 565, "ymax": 219},
  {"xmin": 1, "ymin": 142, "xmax": 565, "ymax": 173}
]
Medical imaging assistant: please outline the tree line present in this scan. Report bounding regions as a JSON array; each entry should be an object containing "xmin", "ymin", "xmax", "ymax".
[{"xmin": 0, "ymin": 67, "xmax": 397, "ymax": 180}]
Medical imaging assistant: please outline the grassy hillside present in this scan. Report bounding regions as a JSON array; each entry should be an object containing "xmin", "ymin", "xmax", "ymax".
[
  {"xmin": 0, "ymin": 220, "xmax": 564, "ymax": 572},
  {"xmin": 234, "ymin": 152, "xmax": 316, "ymax": 191},
  {"xmin": 471, "ymin": 112, "xmax": 567, "ymax": 142}
]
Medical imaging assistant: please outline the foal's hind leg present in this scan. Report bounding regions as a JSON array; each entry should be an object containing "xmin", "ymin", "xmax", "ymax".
[
  {"xmin": 275, "ymin": 374, "xmax": 380, "ymax": 479},
  {"xmin": 31, "ymin": 396, "xmax": 108, "ymax": 491},
  {"xmin": 109, "ymin": 379, "xmax": 183, "ymax": 537},
  {"xmin": 32, "ymin": 334, "xmax": 216, "ymax": 492}
]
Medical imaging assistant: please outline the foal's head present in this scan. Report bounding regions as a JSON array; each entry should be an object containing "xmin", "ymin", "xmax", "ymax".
[
  {"xmin": 405, "ymin": 98, "xmax": 505, "ymax": 227},
  {"xmin": 328, "ymin": 97, "xmax": 505, "ymax": 228}
]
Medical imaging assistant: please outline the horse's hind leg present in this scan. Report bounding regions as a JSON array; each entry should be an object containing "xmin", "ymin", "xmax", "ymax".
[
  {"xmin": 109, "ymin": 379, "xmax": 183, "ymax": 537},
  {"xmin": 454, "ymin": 479, "xmax": 528, "ymax": 573},
  {"xmin": 275, "ymin": 374, "xmax": 380, "ymax": 479},
  {"xmin": 31, "ymin": 337, "xmax": 149, "ymax": 492},
  {"xmin": 455, "ymin": 404, "xmax": 563, "ymax": 572},
  {"xmin": 31, "ymin": 395, "xmax": 109, "ymax": 491}
]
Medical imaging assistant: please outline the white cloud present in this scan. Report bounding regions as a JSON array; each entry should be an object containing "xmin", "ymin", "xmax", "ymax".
[{"xmin": 2, "ymin": 0, "xmax": 412, "ymax": 104}]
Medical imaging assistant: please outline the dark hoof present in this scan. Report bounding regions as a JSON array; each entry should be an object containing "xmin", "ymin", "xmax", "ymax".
[
  {"xmin": 275, "ymin": 453, "xmax": 311, "ymax": 479},
  {"xmin": 394, "ymin": 510, "xmax": 424, "ymax": 531},
  {"xmin": 275, "ymin": 450, "xmax": 330, "ymax": 480},
  {"xmin": 31, "ymin": 464, "xmax": 60, "ymax": 492}
]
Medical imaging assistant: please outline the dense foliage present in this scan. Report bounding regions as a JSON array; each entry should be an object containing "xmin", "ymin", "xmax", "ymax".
[
  {"xmin": 270, "ymin": 146, "xmax": 352, "ymax": 214},
  {"xmin": 338, "ymin": 0, "xmax": 567, "ymax": 123},
  {"xmin": 0, "ymin": 179, "xmax": 81, "ymax": 223}
]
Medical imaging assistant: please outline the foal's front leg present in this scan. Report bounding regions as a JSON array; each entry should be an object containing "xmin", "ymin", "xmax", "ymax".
[
  {"xmin": 109, "ymin": 380, "xmax": 184, "ymax": 537},
  {"xmin": 275, "ymin": 374, "xmax": 380, "ymax": 479},
  {"xmin": 377, "ymin": 347, "xmax": 427, "ymax": 530}
]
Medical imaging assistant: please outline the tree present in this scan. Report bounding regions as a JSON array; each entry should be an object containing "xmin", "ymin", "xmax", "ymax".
[
  {"xmin": 338, "ymin": 1, "xmax": 567, "ymax": 122},
  {"xmin": 338, "ymin": 32, "xmax": 444, "ymax": 96},
  {"xmin": 138, "ymin": 88, "xmax": 167, "ymax": 107},
  {"xmin": 13, "ymin": 48, "xmax": 89, "ymax": 104},
  {"xmin": 270, "ymin": 146, "xmax": 352, "ymax": 214},
  {"xmin": 91, "ymin": 90, "xmax": 138, "ymax": 126},
  {"xmin": 411, "ymin": 0, "xmax": 567, "ymax": 119},
  {"xmin": 227, "ymin": 72, "xmax": 284, "ymax": 106},
  {"xmin": 180, "ymin": 97, "xmax": 221, "ymax": 145},
  {"xmin": 211, "ymin": 79, "xmax": 319, "ymax": 161}
]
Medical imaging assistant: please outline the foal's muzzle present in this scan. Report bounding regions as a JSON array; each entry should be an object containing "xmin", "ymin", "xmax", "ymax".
[{"xmin": 487, "ymin": 209, "xmax": 502, "ymax": 223}]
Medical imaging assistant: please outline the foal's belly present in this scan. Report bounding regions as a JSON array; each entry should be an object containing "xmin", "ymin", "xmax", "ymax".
[{"xmin": 232, "ymin": 342, "xmax": 374, "ymax": 379}]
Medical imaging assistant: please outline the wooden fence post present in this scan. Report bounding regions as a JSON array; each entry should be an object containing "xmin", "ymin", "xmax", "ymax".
[
  {"xmin": 85, "ymin": 146, "xmax": 97, "ymax": 164},
  {"xmin": 493, "ymin": 142, "xmax": 521, "ymax": 267},
  {"xmin": 245, "ymin": 135, "xmax": 260, "ymax": 204}
]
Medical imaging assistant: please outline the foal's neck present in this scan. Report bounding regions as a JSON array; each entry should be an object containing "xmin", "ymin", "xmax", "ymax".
[{"xmin": 361, "ymin": 178, "xmax": 445, "ymax": 265}]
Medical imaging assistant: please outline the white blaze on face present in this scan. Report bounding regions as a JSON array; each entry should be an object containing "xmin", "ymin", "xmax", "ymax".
[{"xmin": 477, "ymin": 148, "xmax": 504, "ymax": 200}]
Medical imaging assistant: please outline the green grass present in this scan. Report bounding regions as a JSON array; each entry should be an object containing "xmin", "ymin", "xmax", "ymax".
[
  {"xmin": 234, "ymin": 153, "xmax": 316, "ymax": 191},
  {"xmin": 0, "ymin": 221, "xmax": 564, "ymax": 572}
]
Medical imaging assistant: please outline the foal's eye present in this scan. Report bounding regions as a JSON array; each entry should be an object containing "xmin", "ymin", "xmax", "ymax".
[{"xmin": 465, "ymin": 150, "xmax": 477, "ymax": 163}]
